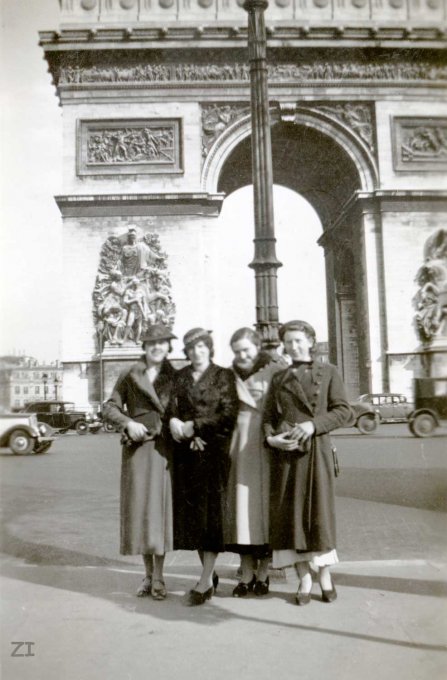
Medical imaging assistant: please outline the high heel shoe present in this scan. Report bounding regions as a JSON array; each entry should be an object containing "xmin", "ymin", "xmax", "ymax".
[
  {"xmin": 187, "ymin": 586, "xmax": 214, "ymax": 606},
  {"xmin": 136, "ymin": 576, "xmax": 152, "ymax": 597},
  {"xmin": 320, "ymin": 585, "xmax": 337, "ymax": 603},
  {"xmin": 151, "ymin": 579, "xmax": 167, "ymax": 601},
  {"xmin": 253, "ymin": 576, "xmax": 270, "ymax": 596},
  {"xmin": 232, "ymin": 575, "xmax": 256, "ymax": 598},
  {"xmin": 212, "ymin": 571, "xmax": 219, "ymax": 592},
  {"xmin": 295, "ymin": 590, "xmax": 312, "ymax": 606}
]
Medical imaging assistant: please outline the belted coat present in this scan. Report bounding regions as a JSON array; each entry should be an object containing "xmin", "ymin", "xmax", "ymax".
[
  {"xmin": 263, "ymin": 361, "xmax": 351, "ymax": 553},
  {"xmin": 103, "ymin": 358, "xmax": 177, "ymax": 555}
]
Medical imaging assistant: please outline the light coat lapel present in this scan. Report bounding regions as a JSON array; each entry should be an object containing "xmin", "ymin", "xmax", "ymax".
[{"xmin": 234, "ymin": 374, "xmax": 258, "ymax": 410}]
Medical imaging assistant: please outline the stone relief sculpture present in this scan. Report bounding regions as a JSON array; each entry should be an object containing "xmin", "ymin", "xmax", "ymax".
[
  {"xmin": 93, "ymin": 226, "xmax": 175, "ymax": 347},
  {"xmin": 58, "ymin": 61, "xmax": 447, "ymax": 85},
  {"xmin": 319, "ymin": 103, "xmax": 374, "ymax": 150},
  {"xmin": 413, "ymin": 229, "xmax": 447, "ymax": 345},
  {"xmin": 401, "ymin": 125, "xmax": 447, "ymax": 163},
  {"xmin": 201, "ymin": 104, "xmax": 249, "ymax": 156},
  {"xmin": 87, "ymin": 126, "xmax": 175, "ymax": 164}
]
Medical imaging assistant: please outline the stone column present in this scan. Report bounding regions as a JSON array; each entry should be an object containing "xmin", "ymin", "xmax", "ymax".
[{"xmin": 243, "ymin": 0, "xmax": 282, "ymax": 349}]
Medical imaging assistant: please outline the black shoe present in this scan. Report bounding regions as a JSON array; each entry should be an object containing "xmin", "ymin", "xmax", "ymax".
[
  {"xmin": 212, "ymin": 571, "xmax": 219, "ymax": 592},
  {"xmin": 321, "ymin": 585, "xmax": 337, "ymax": 603},
  {"xmin": 295, "ymin": 591, "xmax": 312, "ymax": 606},
  {"xmin": 232, "ymin": 575, "xmax": 256, "ymax": 598},
  {"xmin": 253, "ymin": 576, "xmax": 270, "ymax": 596},
  {"xmin": 187, "ymin": 587, "xmax": 213, "ymax": 606}
]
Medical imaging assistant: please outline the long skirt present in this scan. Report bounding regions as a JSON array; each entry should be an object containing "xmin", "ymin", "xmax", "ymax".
[{"xmin": 120, "ymin": 437, "xmax": 173, "ymax": 555}]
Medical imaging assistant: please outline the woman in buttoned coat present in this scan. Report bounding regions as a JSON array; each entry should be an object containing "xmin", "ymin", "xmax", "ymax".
[
  {"xmin": 103, "ymin": 323, "xmax": 177, "ymax": 601},
  {"xmin": 263, "ymin": 320, "xmax": 351, "ymax": 605}
]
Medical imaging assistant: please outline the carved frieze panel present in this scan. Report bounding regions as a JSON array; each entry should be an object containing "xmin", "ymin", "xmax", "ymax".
[
  {"xmin": 59, "ymin": 61, "xmax": 447, "ymax": 86},
  {"xmin": 77, "ymin": 119, "xmax": 183, "ymax": 175},
  {"xmin": 93, "ymin": 225, "xmax": 176, "ymax": 348},
  {"xmin": 392, "ymin": 117, "xmax": 447, "ymax": 171},
  {"xmin": 201, "ymin": 104, "xmax": 249, "ymax": 157}
]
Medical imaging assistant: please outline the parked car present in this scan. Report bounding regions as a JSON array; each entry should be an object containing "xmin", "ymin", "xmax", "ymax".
[
  {"xmin": 347, "ymin": 399, "xmax": 379, "ymax": 434},
  {"xmin": 357, "ymin": 393, "xmax": 413, "ymax": 423},
  {"xmin": 0, "ymin": 409, "xmax": 55, "ymax": 454},
  {"xmin": 408, "ymin": 377, "xmax": 447, "ymax": 437},
  {"xmin": 21, "ymin": 400, "xmax": 101, "ymax": 435}
]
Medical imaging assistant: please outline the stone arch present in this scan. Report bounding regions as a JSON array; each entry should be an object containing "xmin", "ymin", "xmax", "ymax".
[
  {"xmin": 201, "ymin": 105, "xmax": 378, "ymax": 206},
  {"xmin": 203, "ymin": 108, "xmax": 379, "ymax": 395}
]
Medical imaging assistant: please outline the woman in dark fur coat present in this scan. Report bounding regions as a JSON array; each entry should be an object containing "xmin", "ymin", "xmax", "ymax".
[
  {"xmin": 263, "ymin": 320, "xmax": 351, "ymax": 606},
  {"xmin": 168, "ymin": 328, "xmax": 239, "ymax": 606}
]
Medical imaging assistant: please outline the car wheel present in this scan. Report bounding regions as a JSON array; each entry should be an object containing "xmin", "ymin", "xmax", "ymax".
[
  {"xmin": 104, "ymin": 422, "xmax": 116, "ymax": 433},
  {"xmin": 75, "ymin": 420, "xmax": 88, "ymax": 435},
  {"xmin": 410, "ymin": 413, "xmax": 437, "ymax": 438},
  {"xmin": 356, "ymin": 414, "xmax": 378, "ymax": 434},
  {"xmin": 9, "ymin": 429, "xmax": 34, "ymax": 455}
]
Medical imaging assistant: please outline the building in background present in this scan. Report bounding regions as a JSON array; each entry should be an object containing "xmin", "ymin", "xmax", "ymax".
[
  {"xmin": 39, "ymin": 1, "xmax": 447, "ymax": 403},
  {"xmin": 0, "ymin": 356, "xmax": 63, "ymax": 411}
]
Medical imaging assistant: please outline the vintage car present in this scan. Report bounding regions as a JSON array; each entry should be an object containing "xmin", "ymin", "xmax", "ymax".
[
  {"xmin": 357, "ymin": 393, "xmax": 413, "ymax": 423},
  {"xmin": 21, "ymin": 400, "xmax": 101, "ymax": 435},
  {"xmin": 0, "ymin": 410, "xmax": 55, "ymax": 454},
  {"xmin": 408, "ymin": 377, "xmax": 447, "ymax": 437},
  {"xmin": 347, "ymin": 399, "xmax": 379, "ymax": 434}
]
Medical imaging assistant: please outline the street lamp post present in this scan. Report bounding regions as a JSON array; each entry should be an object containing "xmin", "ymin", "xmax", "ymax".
[
  {"xmin": 243, "ymin": 0, "xmax": 282, "ymax": 350},
  {"xmin": 96, "ymin": 321, "xmax": 104, "ymax": 410},
  {"xmin": 42, "ymin": 373, "xmax": 48, "ymax": 401},
  {"xmin": 54, "ymin": 376, "xmax": 60, "ymax": 400}
]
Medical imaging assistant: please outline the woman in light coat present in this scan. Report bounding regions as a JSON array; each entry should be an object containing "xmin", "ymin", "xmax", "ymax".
[{"xmin": 225, "ymin": 327, "xmax": 285, "ymax": 597}]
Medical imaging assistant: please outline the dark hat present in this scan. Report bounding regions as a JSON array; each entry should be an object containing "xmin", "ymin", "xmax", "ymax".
[
  {"xmin": 279, "ymin": 319, "xmax": 316, "ymax": 342},
  {"xmin": 141, "ymin": 324, "xmax": 177, "ymax": 344},
  {"xmin": 183, "ymin": 327, "xmax": 212, "ymax": 349}
]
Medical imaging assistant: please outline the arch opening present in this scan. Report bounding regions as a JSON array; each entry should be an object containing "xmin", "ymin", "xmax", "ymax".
[{"xmin": 216, "ymin": 121, "xmax": 366, "ymax": 396}]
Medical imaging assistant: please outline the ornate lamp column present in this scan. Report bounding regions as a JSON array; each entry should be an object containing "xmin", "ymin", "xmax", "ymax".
[{"xmin": 243, "ymin": 0, "xmax": 282, "ymax": 349}]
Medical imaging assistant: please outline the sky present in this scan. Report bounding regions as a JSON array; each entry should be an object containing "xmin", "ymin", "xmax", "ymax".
[
  {"xmin": 0, "ymin": 0, "xmax": 327, "ymax": 364},
  {"xmin": 1, "ymin": 0, "xmax": 62, "ymax": 362}
]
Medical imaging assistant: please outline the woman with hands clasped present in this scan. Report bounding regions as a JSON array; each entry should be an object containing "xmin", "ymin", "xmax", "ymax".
[
  {"xmin": 263, "ymin": 320, "xmax": 351, "ymax": 605},
  {"xmin": 103, "ymin": 324, "xmax": 177, "ymax": 601},
  {"xmin": 168, "ymin": 328, "xmax": 239, "ymax": 606}
]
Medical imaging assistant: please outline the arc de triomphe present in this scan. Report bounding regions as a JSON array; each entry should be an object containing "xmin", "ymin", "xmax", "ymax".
[{"xmin": 40, "ymin": 0, "xmax": 447, "ymax": 404}]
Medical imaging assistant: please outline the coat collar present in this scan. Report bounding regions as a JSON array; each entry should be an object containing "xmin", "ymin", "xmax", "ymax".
[{"xmin": 129, "ymin": 359, "xmax": 175, "ymax": 413}]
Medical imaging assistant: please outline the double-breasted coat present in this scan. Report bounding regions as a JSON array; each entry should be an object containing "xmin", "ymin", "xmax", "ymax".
[
  {"xmin": 167, "ymin": 363, "xmax": 239, "ymax": 553},
  {"xmin": 263, "ymin": 361, "xmax": 351, "ymax": 553},
  {"xmin": 225, "ymin": 360, "xmax": 283, "ymax": 549},
  {"xmin": 103, "ymin": 359, "xmax": 177, "ymax": 556}
]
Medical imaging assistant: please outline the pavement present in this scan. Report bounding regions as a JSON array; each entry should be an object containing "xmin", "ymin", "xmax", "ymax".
[{"xmin": 1, "ymin": 428, "xmax": 446, "ymax": 679}]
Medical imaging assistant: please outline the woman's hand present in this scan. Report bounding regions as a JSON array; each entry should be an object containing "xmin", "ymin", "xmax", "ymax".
[
  {"xmin": 266, "ymin": 433, "xmax": 299, "ymax": 451},
  {"xmin": 169, "ymin": 417, "xmax": 185, "ymax": 442},
  {"xmin": 182, "ymin": 421, "xmax": 195, "ymax": 439},
  {"xmin": 126, "ymin": 421, "xmax": 149, "ymax": 442},
  {"xmin": 288, "ymin": 421, "xmax": 315, "ymax": 447}
]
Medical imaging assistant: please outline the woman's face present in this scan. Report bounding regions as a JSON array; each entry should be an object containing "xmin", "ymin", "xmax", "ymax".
[
  {"xmin": 187, "ymin": 340, "xmax": 210, "ymax": 368},
  {"xmin": 231, "ymin": 338, "xmax": 259, "ymax": 371},
  {"xmin": 144, "ymin": 340, "xmax": 170, "ymax": 365},
  {"xmin": 283, "ymin": 330, "xmax": 314, "ymax": 362}
]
